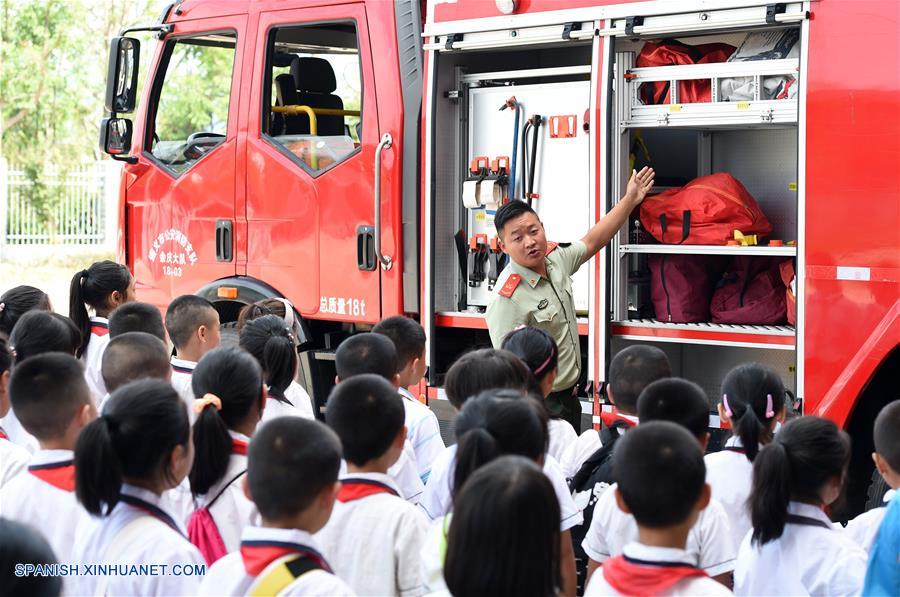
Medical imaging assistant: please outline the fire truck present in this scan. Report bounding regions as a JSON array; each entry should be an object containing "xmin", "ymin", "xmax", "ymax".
[{"xmin": 100, "ymin": 0, "xmax": 898, "ymax": 512}]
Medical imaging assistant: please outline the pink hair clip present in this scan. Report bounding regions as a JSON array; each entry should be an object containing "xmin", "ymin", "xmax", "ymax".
[
  {"xmin": 722, "ymin": 394, "xmax": 733, "ymax": 418},
  {"xmin": 765, "ymin": 394, "xmax": 775, "ymax": 418}
]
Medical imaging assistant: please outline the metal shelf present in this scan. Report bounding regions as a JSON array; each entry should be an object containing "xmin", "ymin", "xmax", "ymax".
[
  {"xmin": 436, "ymin": 311, "xmax": 589, "ymax": 335},
  {"xmin": 619, "ymin": 244, "xmax": 797, "ymax": 256},
  {"xmin": 611, "ymin": 319, "xmax": 795, "ymax": 350}
]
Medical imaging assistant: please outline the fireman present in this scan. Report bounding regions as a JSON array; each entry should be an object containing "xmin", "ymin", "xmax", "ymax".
[{"xmin": 486, "ymin": 167, "xmax": 655, "ymax": 432}]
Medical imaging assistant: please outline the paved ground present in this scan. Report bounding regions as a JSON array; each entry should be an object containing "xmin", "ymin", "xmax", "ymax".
[{"xmin": 0, "ymin": 250, "xmax": 115, "ymax": 314}]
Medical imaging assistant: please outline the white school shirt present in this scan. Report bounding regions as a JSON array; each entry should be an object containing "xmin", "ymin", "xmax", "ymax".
[
  {"xmin": 170, "ymin": 356, "xmax": 198, "ymax": 421},
  {"xmin": 0, "ymin": 408, "xmax": 39, "ymax": 454},
  {"xmin": 548, "ymin": 418, "xmax": 577, "ymax": 466},
  {"xmin": 315, "ymin": 472, "xmax": 428, "ymax": 596},
  {"xmin": 277, "ymin": 380, "xmax": 316, "ymax": 419},
  {"xmin": 734, "ymin": 501, "xmax": 867, "ymax": 597},
  {"xmin": 840, "ymin": 489, "xmax": 895, "ymax": 552},
  {"xmin": 420, "ymin": 515, "xmax": 450, "ymax": 594},
  {"xmin": 582, "ymin": 482, "xmax": 736, "ymax": 576},
  {"xmin": 338, "ymin": 444, "xmax": 424, "ymax": 506},
  {"xmin": 72, "ymin": 483, "xmax": 205, "ymax": 597},
  {"xmin": 418, "ymin": 444, "xmax": 583, "ymax": 531},
  {"xmin": 399, "ymin": 387, "xmax": 445, "ymax": 484},
  {"xmin": 0, "ymin": 426, "xmax": 29, "ymax": 486},
  {"xmin": 705, "ymin": 436, "xmax": 754, "ymax": 551},
  {"xmin": 584, "ymin": 543, "xmax": 733, "ymax": 596},
  {"xmin": 200, "ymin": 526, "xmax": 355, "ymax": 596},
  {"xmin": 82, "ymin": 316, "xmax": 111, "ymax": 402},
  {"xmin": 559, "ymin": 414, "xmax": 639, "ymax": 479}
]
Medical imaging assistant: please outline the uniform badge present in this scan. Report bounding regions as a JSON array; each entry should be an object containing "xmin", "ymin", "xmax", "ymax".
[{"xmin": 537, "ymin": 299, "xmax": 549, "ymax": 310}]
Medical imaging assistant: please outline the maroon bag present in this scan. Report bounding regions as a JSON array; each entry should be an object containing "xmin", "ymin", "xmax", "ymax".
[
  {"xmin": 649, "ymin": 255, "xmax": 728, "ymax": 323},
  {"xmin": 710, "ymin": 257, "xmax": 789, "ymax": 324}
]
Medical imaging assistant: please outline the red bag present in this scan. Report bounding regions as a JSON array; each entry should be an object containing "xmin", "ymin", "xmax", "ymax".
[
  {"xmin": 640, "ymin": 173, "xmax": 773, "ymax": 245},
  {"xmin": 780, "ymin": 260, "xmax": 797, "ymax": 326},
  {"xmin": 187, "ymin": 507, "xmax": 228, "ymax": 565},
  {"xmin": 636, "ymin": 40, "xmax": 736, "ymax": 104},
  {"xmin": 710, "ymin": 257, "xmax": 789, "ymax": 325},
  {"xmin": 649, "ymin": 255, "xmax": 729, "ymax": 323}
]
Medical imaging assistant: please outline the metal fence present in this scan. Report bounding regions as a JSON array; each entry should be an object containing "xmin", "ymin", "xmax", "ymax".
[{"xmin": 0, "ymin": 159, "xmax": 119, "ymax": 252}]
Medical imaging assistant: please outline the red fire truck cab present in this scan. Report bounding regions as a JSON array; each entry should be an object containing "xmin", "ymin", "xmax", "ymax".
[{"xmin": 102, "ymin": 0, "xmax": 898, "ymax": 512}]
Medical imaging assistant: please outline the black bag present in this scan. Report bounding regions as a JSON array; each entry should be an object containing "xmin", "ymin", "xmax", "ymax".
[{"xmin": 568, "ymin": 420, "xmax": 630, "ymax": 595}]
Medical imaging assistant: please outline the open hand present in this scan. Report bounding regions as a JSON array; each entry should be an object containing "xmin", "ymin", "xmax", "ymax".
[{"xmin": 624, "ymin": 166, "xmax": 655, "ymax": 206}]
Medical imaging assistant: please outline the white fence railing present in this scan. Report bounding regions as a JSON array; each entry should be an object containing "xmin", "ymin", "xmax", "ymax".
[{"xmin": 0, "ymin": 159, "xmax": 120, "ymax": 255}]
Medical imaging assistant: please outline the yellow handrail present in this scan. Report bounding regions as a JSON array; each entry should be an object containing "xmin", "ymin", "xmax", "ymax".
[{"xmin": 271, "ymin": 106, "xmax": 361, "ymax": 119}]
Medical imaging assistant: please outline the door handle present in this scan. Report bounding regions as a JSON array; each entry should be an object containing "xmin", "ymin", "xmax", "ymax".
[
  {"xmin": 374, "ymin": 133, "xmax": 393, "ymax": 271},
  {"xmin": 356, "ymin": 225, "xmax": 376, "ymax": 271},
  {"xmin": 216, "ymin": 219, "xmax": 233, "ymax": 262}
]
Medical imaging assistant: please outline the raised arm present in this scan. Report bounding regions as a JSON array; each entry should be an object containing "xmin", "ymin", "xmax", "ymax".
[{"xmin": 580, "ymin": 167, "xmax": 655, "ymax": 259}]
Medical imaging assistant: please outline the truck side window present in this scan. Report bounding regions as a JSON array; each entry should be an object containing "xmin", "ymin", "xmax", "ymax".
[
  {"xmin": 264, "ymin": 22, "xmax": 362, "ymax": 174},
  {"xmin": 147, "ymin": 33, "xmax": 237, "ymax": 175}
]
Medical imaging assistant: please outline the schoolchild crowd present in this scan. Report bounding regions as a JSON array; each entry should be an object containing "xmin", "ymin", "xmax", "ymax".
[{"xmin": 0, "ymin": 262, "xmax": 897, "ymax": 596}]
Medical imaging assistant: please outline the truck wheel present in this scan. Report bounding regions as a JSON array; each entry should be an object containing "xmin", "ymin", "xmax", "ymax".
[
  {"xmin": 219, "ymin": 321, "xmax": 240, "ymax": 348},
  {"xmin": 865, "ymin": 467, "xmax": 890, "ymax": 511}
]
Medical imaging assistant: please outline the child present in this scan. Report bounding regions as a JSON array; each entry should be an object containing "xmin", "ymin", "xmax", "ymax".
[
  {"xmin": 0, "ymin": 353, "xmax": 95, "ymax": 583},
  {"xmin": 373, "ymin": 315, "xmax": 445, "ymax": 483},
  {"xmin": 165, "ymin": 294, "xmax": 221, "ymax": 414},
  {"xmin": 108, "ymin": 301, "xmax": 168, "ymax": 341},
  {"xmin": 69, "ymin": 260, "xmax": 135, "ymax": 400},
  {"xmin": 584, "ymin": 422, "xmax": 732, "ymax": 596},
  {"xmin": 445, "ymin": 456, "xmax": 560, "ymax": 597},
  {"xmin": 0, "ymin": 338, "xmax": 29, "ymax": 487},
  {"xmin": 583, "ymin": 378, "xmax": 736, "ymax": 586},
  {"xmin": 735, "ymin": 416, "xmax": 866, "ymax": 596},
  {"xmin": 199, "ymin": 417, "xmax": 353, "ymax": 596},
  {"xmin": 72, "ymin": 379, "xmax": 203, "ymax": 596},
  {"xmin": 502, "ymin": 326, "xmax": 576, "ymax": 463},
  {"xmin": 334, "ymin": 332, "xmax": 424, "ymax": 505},
  {"xmin": 100, "ymin": 332, "xmax": 172, "ymax": 402},
  {"xmin": 316, "ymin": 374, "xmax": 428, "ymax": 596},
  {"xmin": 0, "ymin": 518, "xmax": 63, "ymax": 597},
  {"xmin": 0, "ymin": 285, "xmax": 51, "ymax": 336},
  {"xmin": 187, "ymin": 346, "xmax": 266, "ymax": 563},
  {"xmin": 239, "ymin": 314, "xmax": 313, "ymax": 420},
  {"xmin": 706, "ymin": 363, "xmax": 786, "ymax": 551}
]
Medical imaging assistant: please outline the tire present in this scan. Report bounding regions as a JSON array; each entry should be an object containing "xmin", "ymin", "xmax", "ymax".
[{"xmin": 865, "ymin": 467, "xmax": 891, "ymax": 511}]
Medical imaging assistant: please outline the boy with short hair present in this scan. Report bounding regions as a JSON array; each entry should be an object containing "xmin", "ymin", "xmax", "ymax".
[
  {"xmin": 583, "ymin": 378, "xmax": 735, "ymax": 586},
  {"xmin": 863, "ymin": 402, "xmax": 900, "ymax": 596},
  {"xmin": 316, "ymin": 374, "xmax": 427, "ymax": 596},
  {"xmin": 584, "ymin": 421, "xmax": 732, "ymax": 596},
  {"xmin": 99, "ymin": 332, "xmax": 172, "ymax": 412},
  {"xmin": 373, "ymin": 316, "xmax": 445, "ymax": 483},
  {"xmin": 335, "ymin": 333, "xmax": 424, "ymax": 505},
  {"xmin": 199, "ymin": 417, "xmax": 353, "ymax": 596},
  {"xmin": 108, "ymin": 301, "xmax": 168, "ymax": 341},
  {"xmin": 164, "ymin": 295, "xmax": 220, "ymax": 414},
  {"xmin": 0, "ymin": 353, "xmax": 96, "ymax": 586}
]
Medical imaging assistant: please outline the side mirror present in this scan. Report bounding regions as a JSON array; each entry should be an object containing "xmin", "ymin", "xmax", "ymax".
[
  {"xmin": 105, "ymin": 37, "xmax": 140, "ymax": 113},
  {"xmin": 100, "ymin": 117, "xmax": 133, "ymax": 155}
]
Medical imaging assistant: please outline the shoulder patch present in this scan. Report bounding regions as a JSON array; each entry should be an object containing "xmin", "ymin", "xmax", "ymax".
[
  {"xmin": 499, "ymin": 273, "xmax": 522, "ymax": 298},
  {"xmin": 545, "ymin": 241, "xmax": 559, "ymax": 255}
]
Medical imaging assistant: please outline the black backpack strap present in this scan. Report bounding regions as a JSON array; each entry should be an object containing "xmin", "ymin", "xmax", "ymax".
[
  {"xmin": 285, "ymin": 556, "xmax": 322, "ymax": 578},
  {"xmin": 205, "ymin": 469, "xmax": 248, "ymax": 510}
]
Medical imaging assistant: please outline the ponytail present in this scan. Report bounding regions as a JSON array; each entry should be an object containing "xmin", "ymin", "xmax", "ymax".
[
  {"xmin": 239, "ymin": 315, "xmax": 297, "ymax": 404},
  {"xmin": 453, "ymin": 428, "xmax": 500, "ymax": 497},
  {"xmin": 721, "ymin": 363, "xmax": 786, "ymax": 461},
  {"xmin": 189, "ymin": 347, "xmax": 264, "ymax": 496},
  {"xmin": 74, "ymin": 379, "xmax": 190, "ymax": 516},
  {"xmin": 750, "ymin": 416, "xmax": 850, "ymax": 546},
  {"xmin": 69, "ymin": 261, "xmax": 132, "ymax": 357},
  {"xmin": 69, "ymin": 270, "xmax": 91, "ymax": 357}
]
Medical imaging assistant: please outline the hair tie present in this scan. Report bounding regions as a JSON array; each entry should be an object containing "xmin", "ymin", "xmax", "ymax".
[
  {"xmin": 513, "ymin": 324, "xmax": 527, "ymax": 332},
  {"xmin": 723, "ymin": 394, "xmax": 734, "ymax": 418},
  {"xmin": 0, "ymin": 302, "xmax": 5, "ymax": 313},
  {"xmin": 532, "ymin": 346, "xmax": 557, "ymax": 377},
  {"xmin": 101, "ymin": 414, "xmax": 118, "ymax": 433},
  {"xmin": 274, "ymin": 297, "xmax": 295, "ymax": 328},
  {"xmin": 765, "ymin": 394, "xmax": 775, "ymax": 418},
  {"xmin": 193, "ymin": 393, "xmax": 222, "ymax": 413}
]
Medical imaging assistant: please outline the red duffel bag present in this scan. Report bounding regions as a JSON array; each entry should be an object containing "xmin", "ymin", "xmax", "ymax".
[
  {"xmin": 649, "ymin": 255, "xmax": 729, "ymax": 323},
  {"xmin": 640, "ymin": 173, "xmax": 773, "ymax": 245},
  {"xmin": 636, "ymin": 40, "xmax": 736, "ymax": 104},
  {"xmin": 710, "ymin": 257, "xmax": 790, "ymax": 325}
]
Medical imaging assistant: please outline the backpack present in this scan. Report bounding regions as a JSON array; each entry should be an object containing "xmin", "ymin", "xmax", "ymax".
[
  {"xmin": 648, "ymin": 255, "xmax": 729, "ymax": 323},
  {"xmin": 187, "ymin": 470, "xmax": 247, "ymax": 565},
  {"xmin": 568, "ymin": 420, "xmax": 630, "ymax": 594},
  {"xmin": 640, "ymin": 173, "xmax": 773, "ymax": 246},
  {"xmin": 636, "ymin": 40, "xmax": 736, "ymax": 105},
  {"xmin": 710, "ymin": 257, "xmax": 790, "ymax": 325}
]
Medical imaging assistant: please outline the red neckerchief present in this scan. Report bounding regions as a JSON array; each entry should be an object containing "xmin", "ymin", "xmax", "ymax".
[
  {"xmin": 240, "ymin": 540, "xmax": 331, "ymax": 576},
  {"xmin": 232, "ymin": 438, "xmax": 249, "ymax": 455},
  {"xmin": 0, "ymin": 426, "xmax": 8, "ymax": 441},
  {"xmin": 172, "ymin": 363, "xmax": 194, "ymax": 375},
  {"xmin": 119, "ymin": 493, "xmax": 184, "ymax": 536},
  {"xmin": 90, "ymin": 321, "xmax": 109, "ymax": 337},
  {"xmin": 28, "ymin": 460, "xmax": 76, "ymax": 492},
  {"xmin": 600, "ymin": 412, "xmax": 638, "ymax": 430},
  {"xmin": 336, "ymin": 478, "xmax": 400, "ymax": 503},
  {"xmin": 602, "ymin": 553, "xmax": 708, "ymax": 597},
  {"xmin": 723, "ymin": 446, "xmax": 746, "ymax": 454}
]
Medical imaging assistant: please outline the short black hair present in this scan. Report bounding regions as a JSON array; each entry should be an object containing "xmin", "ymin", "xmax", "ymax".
[
  {"xmin": 101, "ymin": 332, "xmax": 171, "ymax": 393},
  {"xmin": 874, "ymin": 400, "xmax": 900, "ymax": 473},
  {"xmin": 9, "ymin": 311, "xmax": 81, "ymax": 363},
  {"xmin": 444, "ymin": 348, "xmax": 532, "ymax": 410},
  {"xmin": 9, "ymin": 353, "xmax": 91, "ymax": 441},
  {"xmin": 0, "ymin": 285, "xmax": 51, "ymax": 336},
  {"xmin": 334, "ymin": 333, "xmax": 398, "ymax": 381},
  {"xmin": 326, "ymin": 374, "xmax": 404, "ymax": 466},
  {"xmin": 248, "ymin": 417, "xmax": 341, "ymax": 521},
  {"xmin": 608, "ymin": 345, "xmax": 672, "ymax": 414},
  {"xmin": 0, "ymin": 517, "xmax": 63, "ymax": 597},
  {"xmin": 637, "ymin": 378, "xmax": 710, "ymax": 438},
  {"xmin": 372, "ymin": 316, "xmax": 426, "ymax": 369},
  {"xmin": 164, "ymin": 295, "xmax": 217, "ymax": 349},
  {"xmin": 109, "ymin": 302, "xmax": 167, "ymax": 341},
  {"xmin": 614, "ymin": 421, "xmax": 706, "ymax": 528},
  {"xmin": 493, "ymin": 200, "xmax": 538, "ymax": 238}
]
